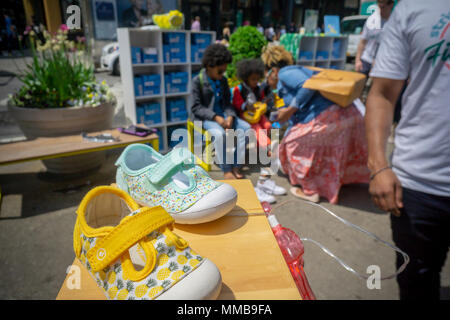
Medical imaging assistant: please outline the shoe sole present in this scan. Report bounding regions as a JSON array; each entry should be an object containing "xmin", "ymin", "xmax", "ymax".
[
  {"xmin": 137, "ymin": 183, "xmax": 238, "ymax": 225},
  {"xmin": 82, "ymin": 257, "xmax": 222, "ymax": 300},
  {"xmin": 170, "ymin": 184, "xmax": 238, "ymax": 224},
  {"xmin": 156, "ymin": 258, "xmax": 222, "ymax": 300},
  {"xmin": 289, "ymin": 187, "xmax": 320, "ymax": 203},
  {"xmin": 258, "ymin": 186, "xmax": 287, "ymax": 196}
]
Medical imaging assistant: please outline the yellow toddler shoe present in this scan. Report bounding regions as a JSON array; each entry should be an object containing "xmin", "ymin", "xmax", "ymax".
[{"xmin": 73, "ymin": 186, "xmax": 222, "ymax": 300}]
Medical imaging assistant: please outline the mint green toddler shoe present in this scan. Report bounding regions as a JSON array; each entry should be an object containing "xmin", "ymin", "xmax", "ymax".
[{"xmin": 115, "ymin": 144, "xmax": 238, "ymax": 224}]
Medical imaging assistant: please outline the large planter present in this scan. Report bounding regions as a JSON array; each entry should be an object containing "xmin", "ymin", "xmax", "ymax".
[{"xmin": 7, "ymin": 100, "xmax": 116, "ymax": 174}]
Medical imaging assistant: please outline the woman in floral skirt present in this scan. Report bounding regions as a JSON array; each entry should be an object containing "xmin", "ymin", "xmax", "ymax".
[{"xmin": 261, "ymin": 46, "xmax": 370, "ymax": 204}]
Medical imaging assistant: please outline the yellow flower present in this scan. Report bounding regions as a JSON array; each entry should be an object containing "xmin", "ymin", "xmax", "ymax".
[{"xmin": 43, "ymin": 30, "xmax": 51, "ymax": 40}]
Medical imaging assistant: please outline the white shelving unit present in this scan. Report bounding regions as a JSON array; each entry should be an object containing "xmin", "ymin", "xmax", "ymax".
[
  {"xmin": 118, "ymin": 28, "xmax": 216, "ymax": 153},
  {"xmin": 296, "ymin": 36, "xmax": 348, "ymax": 70}
]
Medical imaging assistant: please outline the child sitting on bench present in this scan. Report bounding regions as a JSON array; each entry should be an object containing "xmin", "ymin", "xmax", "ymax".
[
  {"xmin": 190, "ymin": 44, "xmax": 251, "ymax": 179},
  {"xmin": 232, "ymin": 58, "xmax": 272, "ymax": 157}
]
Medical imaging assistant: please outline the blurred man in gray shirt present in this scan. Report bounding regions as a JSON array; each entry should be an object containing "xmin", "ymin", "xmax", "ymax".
[{"xmin": 365, "ymin": 0, "xmax": 450, "ymax": 300}]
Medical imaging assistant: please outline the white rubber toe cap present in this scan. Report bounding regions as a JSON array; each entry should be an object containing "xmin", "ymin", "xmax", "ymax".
[
  {"xmin": 156, "ymin": 258, "xmax": 222, "ymax": 300},
  {"xmin": 172, "ymin": 183, "xmax": 238, "ymax": 224}
]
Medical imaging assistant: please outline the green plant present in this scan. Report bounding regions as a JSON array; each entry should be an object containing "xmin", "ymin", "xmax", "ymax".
[
  {"xmin": 10, "ymin": 25, "xmax": 114, "ymax": 108},
  {"xmin": 226, "ymin": 26, "xmax": 267, "ymax": 82}
]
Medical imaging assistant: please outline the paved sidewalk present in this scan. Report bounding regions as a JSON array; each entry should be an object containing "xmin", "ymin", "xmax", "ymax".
[{"xmin": 1, "ymin": 146, "xmax": 449, "ymax": 300}]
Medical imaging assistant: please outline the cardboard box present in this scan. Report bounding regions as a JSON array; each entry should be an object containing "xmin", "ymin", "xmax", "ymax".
[
  {"xmin": 56, "ymin": 180, "xmax": 301, "ymax": 300},
  {"xmin": 164, "ymin": 32, "xmax": 185, "ymax": 45},
  {"xmin": 167, "ymin": 99, "xmax": 187, "ymax": 122},
  {"xmin": 191, "ymin": 33, "xmax": 211, "ymax": 46},
  {"xmin": 299, "ymin": 51, "xmax": 313, "ymax": 60},
  {"xmin": 142, "ymin": 47, "xmax": 158, "ymax": 63},
  {"xmin": 144, "ymin": 112, "xmax": 162, "ymax": 125},
  {"xmin": 131, "ymin": 47, "xmax": 142, "ymax": 64},
  {"xmin": 134, "ymin": 76, "xmax": 143, "ymax": 97},
  {"xmin": 316, "ymin": 51, "xmax": 329, "ymax": 60},
  {"xmin": 136, "ymin": 106, "xmax": 145, "ymax": 124},
  {"xmin": 143, "ymin": 86, "xmax": 160, "ymax": 96},
  {"xmin": 145, "ymin": 103, "xmax": 161, "ymax": 116},
  {"xmin": 143, "ymin": 74, "xmax": 161, "ymax": 88},
  {"xmin": 165, "ymin": 83, "xmax": 187, "ymax": 94}
]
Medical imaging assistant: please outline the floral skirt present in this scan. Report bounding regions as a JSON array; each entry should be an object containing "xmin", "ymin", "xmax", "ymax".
[{"xmin": 279, "ymin": 104, "xmax": 370, "ymax": 204}]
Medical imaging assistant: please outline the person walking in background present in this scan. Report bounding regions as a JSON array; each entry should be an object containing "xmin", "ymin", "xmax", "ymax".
[
  {"xmin": 288, "ymin": 22, "xmax": 296, "ymax": 33},
  {"xmin": 280, "ymin": 25, "xmax": 287, "ymax": 37},
  {"xmin": 3, "ymin": 11, "xmax": 15, "ymax": 55},
  {"xmin": 365, "ymin": 0, "xmax": 450, "ymax": 300},
  {"xmin": 355, "ymin": 0, "xmax": 394, "ymax": 76},
  {"xmin": 222, "ymin": 22, "xmax": 231, "ymax": 42},
  {"xmin": 265, "ymin": 23, "xmax": 275, "ymax": 42},
  {"xmin": 257, "ymin": 23, "xmax": 264, "ymax": 34},
  {"xmin": 122, "ymin": 0, "xmax": 147, "ymax": 28},
  {"xmin": 191, "ymin": 16, "xmax": 201, "ymax": 31}
]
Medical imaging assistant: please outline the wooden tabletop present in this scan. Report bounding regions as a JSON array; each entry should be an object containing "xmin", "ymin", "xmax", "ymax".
[
  {"xmin": 0, "ymin": 129, "xmax": 159, "ymax": 166},
  {"xmin": 56, "ymin": 180, "xmax": 301, "ymax": 300}
]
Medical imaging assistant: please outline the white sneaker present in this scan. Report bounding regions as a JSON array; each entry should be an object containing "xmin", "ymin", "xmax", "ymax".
[
  {"xmin": 260, "ymin": 167, "xmax": 275, "ymax": 176},
  {"xmin": 255, "ymin": 186, "xmax": 276, "ymax": 204},
  {"xmin": 257, "ymin": 179, "xmax": 287, "ymax": 196}
]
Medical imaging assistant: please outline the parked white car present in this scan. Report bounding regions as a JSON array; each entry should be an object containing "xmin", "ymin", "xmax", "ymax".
[
  {"xmin": 100, "ymin": 42, "xmax": 120, "ymax": 75},
  {"xmin": 100, "ymin": 25, "xmax": 160, "ymax": 75},
  {"xmin": 341, "ymin": 15, "xmax": 368, "ymax": 59}
]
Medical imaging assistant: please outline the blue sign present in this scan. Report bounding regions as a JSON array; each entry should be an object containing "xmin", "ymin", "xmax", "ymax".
[
  {"xmin": 324, "ymin": 15, "xmax": 340, "ymax": 35},
  {"xmin": 96, "ymin": 2, "xmax": 115, "ymax": 21}
]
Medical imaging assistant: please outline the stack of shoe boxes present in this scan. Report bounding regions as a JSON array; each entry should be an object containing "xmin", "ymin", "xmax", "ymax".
[
  {"xmin": 163, "ymin": 33, "xmax": 186, "ymax": 63},
  {"xmin": 136, "ymin": 102, "xmax": 162, "ymax": 125},
  {"xmin": 299, "ymin": 51, "xmax": 313, "ymax": 60},
  {"xmin": 134, "ymin": 75, "xmax": 144, "ymax": 97},
  {"xmin": 134, "ymin": 74, "xmax": 161, "ymax": 97},
  {"xmin": 332, "ymin": 40, "xmax": 341, "ymax": 59},
  {"xmin": 131, "ymin": 47, "xmax": 158, "ymax": 64},
  {"xmin": 144, "ymin": 102, "xmax": 162, "ymax": 125},
  {"xmin": 165, "ymin": 71, "xmax": 188, "ymax": 94},
  {"xmin": 142, "ymin": 74, "xmax": 161, "ymax": 96},
  {"xmin": 166, "ymin": 98, "xmax": 188, "ymax": 123},
  {"xmin": 191, "ymin": 33, "xmax": 212, "ymax": 63},
  {"xmin": 316, "ymin": 50, "xmax": 329, "ymax": 60}
]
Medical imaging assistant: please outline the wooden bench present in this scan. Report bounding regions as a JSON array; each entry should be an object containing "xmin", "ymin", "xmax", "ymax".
[
  {"xmin": 0, "ymin": 129, "xmax": 159, "ymax": 166},
  {"xmin": 0, "ymin": 129, "xmax": 159, "ymax": 203}
]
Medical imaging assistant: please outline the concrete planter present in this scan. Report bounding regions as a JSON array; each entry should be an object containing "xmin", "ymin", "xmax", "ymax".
[{"xmin": 7, "ymin": 100, "xmax": 116, "ymax": 174}]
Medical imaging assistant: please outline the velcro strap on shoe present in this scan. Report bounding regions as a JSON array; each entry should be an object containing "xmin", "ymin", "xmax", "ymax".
[
  {"xmin": 87, "ymin": 206, "xmax": 174, "ymax": 272},
  {"xmin": 147, "ymin": 148, "xmax": 194, "ymax": 184}
]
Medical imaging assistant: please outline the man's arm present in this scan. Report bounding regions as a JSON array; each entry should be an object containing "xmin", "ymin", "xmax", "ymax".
[
  {"xmin": 365, "ymin": 77, "xmax": 405, "ymax": 215},
  {"xmin": 355, "ymin": 38, "xmax": 367, "ymax": 72}
]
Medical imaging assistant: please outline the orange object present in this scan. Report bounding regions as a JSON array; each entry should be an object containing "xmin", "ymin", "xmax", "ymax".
[{"xmin": 242, "ymin": 101, "xmax": 268, "ymax": 124}]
